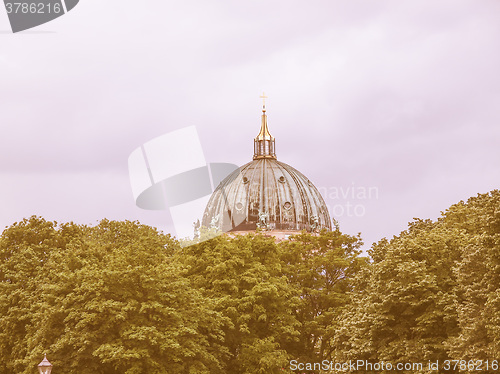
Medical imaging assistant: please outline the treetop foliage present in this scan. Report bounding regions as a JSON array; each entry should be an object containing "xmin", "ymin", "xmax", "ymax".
[
  {"xmin": 336, "ymin": 190, "xmax": 500, "ymax": 372},
  {"xmin": 0, "ymin": 217, "xmax": 365, "ymax": 374},
  {"xmin": 1, "ymin": 190, "xmax": 499, "ymax": 373}
]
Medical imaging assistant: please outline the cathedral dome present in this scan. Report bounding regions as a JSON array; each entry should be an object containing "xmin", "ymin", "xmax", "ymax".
[{"xmin": 202, "ymin": 98, "xmax": 332, "ymax": 235}]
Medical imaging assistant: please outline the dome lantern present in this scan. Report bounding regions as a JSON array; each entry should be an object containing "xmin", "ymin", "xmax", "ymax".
[{"xmin": 253, "ymin": 92, "xmax": 276, "ymax": 160}]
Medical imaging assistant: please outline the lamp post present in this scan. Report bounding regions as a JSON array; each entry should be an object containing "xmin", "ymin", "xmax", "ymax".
[{"xmin": 38, "ymin": 354, "xmax": 53, "ymax": 374}]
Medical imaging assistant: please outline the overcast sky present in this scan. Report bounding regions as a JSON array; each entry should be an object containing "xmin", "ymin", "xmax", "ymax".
[{"xmin": 1, "ymin": 0, "xmax": 499, "ymax": 250}]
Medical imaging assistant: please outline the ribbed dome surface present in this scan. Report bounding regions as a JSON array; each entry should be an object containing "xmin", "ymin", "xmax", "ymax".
[{"xmin": 202, "ymin": 158, "xmax": 332, "ymax": 233}]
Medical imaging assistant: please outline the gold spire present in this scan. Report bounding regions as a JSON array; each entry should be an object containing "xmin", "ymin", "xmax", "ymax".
[
  {"xmin": 254, "ymin": 92, "xmax": 276, "ymax": 159},
  {"xmin": 255, "ymin": 92, "xmax": 273, "ymax": 141},
  {"xmin": 255, "ymin": 110, "xmax": 274, "ymax": 141}
]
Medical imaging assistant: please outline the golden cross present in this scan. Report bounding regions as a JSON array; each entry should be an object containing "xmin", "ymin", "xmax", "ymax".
[{"xmin": 260, "ymin": 92, "xmax": 268, "ymax": 108}]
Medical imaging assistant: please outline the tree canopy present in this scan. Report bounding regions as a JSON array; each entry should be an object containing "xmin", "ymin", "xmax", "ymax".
[
  {"xmin": 0, "ymin": 218, "xmax": 364, "ymax": 373},
  {"xmin": 0, "ymin": 218, "xmax": 223, "ymax": 374},
  {"xmin": 1, "ymin": 190, "xmax": 499, "ymax": 373},
  {"xmin": 335, "ymin": 190, "xmax": 500, "ymax": 373}
]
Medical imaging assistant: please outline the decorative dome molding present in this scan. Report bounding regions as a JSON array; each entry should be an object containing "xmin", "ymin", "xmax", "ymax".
[{"xmin": 202, "ymin": 158, "xmax": 332, "ymax": 233}]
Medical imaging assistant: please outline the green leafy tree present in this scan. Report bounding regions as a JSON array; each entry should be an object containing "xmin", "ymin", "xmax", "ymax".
[
  {"xmin": 0, "ymin": 217, "xmax": 72, "ymax": 374},
  {"xmin": 336, "ymin": 219, "xmax": 465, "ymax": 370},
  {"xmin": 336, "ymin": 190, "xmax": 500, "ymax": 372},
  {"xmin": 178, "ymin": 233, "xmax": 300, "ymax": 373},
  {"xmin": 0, "ymin": 218, "xmax": 225, "ymax": 374},
  {"xmin": 445, "ymin": 191, "xmax": 500, "ymax": 365},
  {"xmin": 279, "ymin": 230, "xmax": 366, "ymax": 367}
]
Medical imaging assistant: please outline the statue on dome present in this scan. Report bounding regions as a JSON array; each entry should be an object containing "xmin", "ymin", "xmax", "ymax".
[
  {"xmin": 310, "ymin": 215, "xmax": 320, "ymax": 232},
  {"xmin": 209, "ymin": 214, "xmax": 220, "ymax": 229},
  {"xmin": 257, "ymin": 211, "xmax": 269, "ymax": 230}
]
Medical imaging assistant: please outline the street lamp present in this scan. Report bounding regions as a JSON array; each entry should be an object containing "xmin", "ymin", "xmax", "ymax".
[{"xmin": 38, "ymin": 354, "xmax": 53, "ymax": 374}]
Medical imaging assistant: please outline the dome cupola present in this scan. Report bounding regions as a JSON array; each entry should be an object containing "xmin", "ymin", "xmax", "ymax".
[{"xmin": 253, "ymin": 93, "xmax": 276, "ymax": 160}]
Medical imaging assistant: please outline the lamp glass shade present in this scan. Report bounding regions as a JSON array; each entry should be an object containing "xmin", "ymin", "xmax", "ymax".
[{"xmin": 38, "ymin": 355, "xmax": 53, "ymax": 374}]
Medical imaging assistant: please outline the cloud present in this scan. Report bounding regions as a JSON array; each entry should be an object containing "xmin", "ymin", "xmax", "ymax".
[{"xmin": 0, "ymin": 0, "xmax": 499, "ymax": 248}]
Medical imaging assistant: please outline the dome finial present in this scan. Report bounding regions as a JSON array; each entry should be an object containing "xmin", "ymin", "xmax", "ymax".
[{"xmin": 259, "ymin": 92, "xmax": 268, "ymax": 112}]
